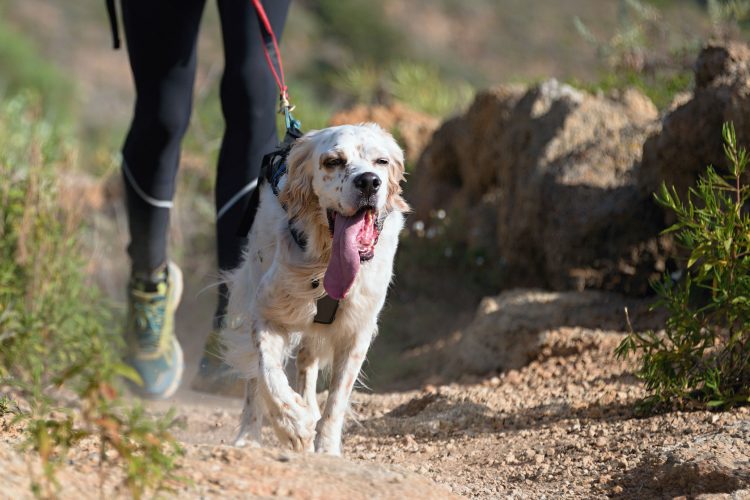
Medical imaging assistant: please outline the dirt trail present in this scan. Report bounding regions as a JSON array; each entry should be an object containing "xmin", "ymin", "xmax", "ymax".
[
  {"xmin": 153, "ymin": 327, "xmax": 750, "ymax": 499},
  {"xmin": 5, "ymin": 326, "xmax": 749, "ymax": 499},
  {"xmin": 3, "ymin": 4, "xmax": 749, "ymax": 497}
]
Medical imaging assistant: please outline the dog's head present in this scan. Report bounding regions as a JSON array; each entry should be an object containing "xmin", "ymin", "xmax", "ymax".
[{"xmin": 279, "ymin": 123, "xmax": 409, "ymax": 299}]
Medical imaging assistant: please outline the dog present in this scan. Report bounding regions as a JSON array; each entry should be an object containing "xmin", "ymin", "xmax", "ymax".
[{"xmin": 222, "ymin": 123, "xmax": 409, "ymax": 455}]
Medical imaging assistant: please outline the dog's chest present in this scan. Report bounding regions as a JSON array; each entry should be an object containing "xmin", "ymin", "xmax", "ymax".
[{"xmin": 255, "ymin": 258, "xmax": 386, "ymax": 335}]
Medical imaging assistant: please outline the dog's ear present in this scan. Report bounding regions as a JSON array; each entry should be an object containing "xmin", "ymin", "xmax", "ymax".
[
  {"xmin": 279, "ymin": 132, "xmax": 318, "ymax": 221},
  {"xmin": 381, "ymin": 130, "xmax": 411, "ymax": 214}
]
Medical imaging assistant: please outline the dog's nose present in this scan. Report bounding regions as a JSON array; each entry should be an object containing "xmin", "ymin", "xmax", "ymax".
[{"xmin": 353, "ymin": 172, "xmax": 381, "ymax": 197}]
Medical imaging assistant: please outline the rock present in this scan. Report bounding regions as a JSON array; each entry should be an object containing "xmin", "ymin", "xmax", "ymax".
[
  {"xmin": 329, "ymin": 102, "xmax": 440, "ymax": 164},
  {"xmin": 446, "ymin": 288, "xmax": 660, "ymax": 376},
  {"xmin": 494, "ymin": 80, "xmax": 662, "ymax": 293},
  {"xmin": 653, "ymin": 421, "xmax": 750, "ymax": 498},
  {"xmin": 410, "ymin": 84, "xmax": 524, "ymax": 260},
  {"xmin": 411, "ymin": 42, "xmax": 750, "ymax": 296},
  {"xmin": 640, "ymin": 41, "xmax": 750, "ymax": 202},
  {"xmin": 695, "ymin": 491, "xmax": 750, "ymax": 500},
  {"xmin": 412, "ymin": 79, "xmax": 666, "ymax": 295},
  {"xmin": 694, "ymin": 43, "xmax": 750, "ymax": 93},
  {"xmin": 412, "ymin": 84, "xmax": 525, "ymax": 219}
]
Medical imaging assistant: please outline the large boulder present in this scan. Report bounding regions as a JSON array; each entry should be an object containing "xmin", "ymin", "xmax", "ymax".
[
  {"xmin": 494, "ymin": 81, "xmax": 662, "ymax": 293},
  {"xmin": 412, "ymin": 80, "xmax": 667, "ymax": 294},
  {"xmin": 411, "ymin": 42, "xmax": 750, "ymax": 295},
  {"xmin": 412, "ymin": 84, "xmax": 525, "ymax": 217},
  {"xmin": 640, "ymin": 41, "xmax": 750, "ymax": 201}
]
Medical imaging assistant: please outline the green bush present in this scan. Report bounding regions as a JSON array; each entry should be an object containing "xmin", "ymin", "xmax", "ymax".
[
  {"xmin": 573, "ymin": 0, "xmax": 697, "ymax": 110},
  {"xmin": 707, "ymin": 0, "xmax": 750, "ymax": 30},
  {"xmin": 334, "ymin": 61, "xmax": 474, "ymax": 118},
  {"xmin": 313, "ymin": 0, "xmax": 405, "ymax": 65},
  {"xmin": 0, "ymin": 16, "xmax": 74, "ymax": 123},
  {"xmin": 572, "ymin": 69, "xmax": 692, "ymax": 110},
  {"xmin": 388, "ymin": 62, "xmax": 474, "ymax": 117},
  {"xmin": 0, "ymin": 94, "xmax": 181, "ymax": 498},
  {"xmin": 617, "ymin": 122, "xmax": 750, "ymax": 409}
]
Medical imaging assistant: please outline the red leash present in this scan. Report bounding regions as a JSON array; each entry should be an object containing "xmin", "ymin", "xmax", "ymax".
[
  {"xmin": 108, "ymin": 0, "xmax": 292, "ymax": 111},
  {"xmin": 250, "ymin": 0, "xmax": 291, "ymax": 112}
]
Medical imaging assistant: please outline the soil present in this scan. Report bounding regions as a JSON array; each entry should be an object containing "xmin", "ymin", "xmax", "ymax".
[
  {"xmin": 3, "ymin": 326, "xmax": 749, "ymax": 499},
  {"xmin": 2, "ymin": 4, "xmax": 749, "ymax": 498}
]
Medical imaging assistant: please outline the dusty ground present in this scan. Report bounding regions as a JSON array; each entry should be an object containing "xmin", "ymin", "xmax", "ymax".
[
  {"xmin": 3, "ymin": 326, "xmax": 749, "ymax": 499},
  {"xmin": 4, "ymin": 3, "xmax": 749, "ymax": 499}
]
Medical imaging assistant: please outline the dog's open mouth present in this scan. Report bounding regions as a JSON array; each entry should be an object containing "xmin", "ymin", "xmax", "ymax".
[
  {"xmin": 326, "ymin": 207, "xmax": 380, "ymax": 260},
  {"xmin": 323, "ymin": 207, "xmax": 380, "ymax": 300}
]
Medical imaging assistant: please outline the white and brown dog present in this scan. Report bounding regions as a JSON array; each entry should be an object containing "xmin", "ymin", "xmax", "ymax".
[{"xmin": 222, "ymin": 123, "xmax": 408, "ymax": 455}]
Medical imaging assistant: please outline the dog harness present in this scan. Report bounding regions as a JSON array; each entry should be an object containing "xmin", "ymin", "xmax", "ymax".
[
  {"xmin": 237, "ymin": 126, "xmax": 306, "ymax": 246},
  {"xmin": 237, "ymin": 126, "xmax": 341, "ymax": 325}
]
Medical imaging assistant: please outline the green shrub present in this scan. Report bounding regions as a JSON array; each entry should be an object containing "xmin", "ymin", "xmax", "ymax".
[
  {"xmin": 707, "ymin": 0, "xmax": 750, "ymax": 30},
  {"xmin": 313, "ymin": 0, "xmax": 405, "ymax": 64},
  {"xmin": 572, "ymin": 69, "xmax": 692, "ymax": 110},
  {"xmin": 0, "ymin": 94, "xmax": 181, "ymax": 498},
  {"xmin": 573, "ymin": 0, "xmax": 697, "ymax": 110},
  {"xmin": 334, "ymin": 61, "xmax": 474, "ymax": 118},
  {"xmin": 0, "ymin": 16, "xmax": 74, "ymax": 123},
  {"xmin": 388, "ymin": 62, "xmax": 474, "ymax": 117},
  {"xmin": 617, "ymin": 122, "xmax": 750, "ymax": 409}
]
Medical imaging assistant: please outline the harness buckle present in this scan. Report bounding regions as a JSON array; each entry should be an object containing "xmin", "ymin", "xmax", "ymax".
[{"xmin": 278, "ymin": 92, "xmax": 296, "ymax": 114}]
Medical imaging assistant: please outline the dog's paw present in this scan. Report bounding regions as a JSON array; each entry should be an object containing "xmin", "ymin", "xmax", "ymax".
[
  {"xmin": 233, "ymin": 435, "xmax": 261, "ymax": 448},
  {"xmin": 269, "ymin": 395, "xmax": 317, "ymax": 452},
  {"xmin": 314, "ymin": 438, "xmax": 341, "ymax": 456}
]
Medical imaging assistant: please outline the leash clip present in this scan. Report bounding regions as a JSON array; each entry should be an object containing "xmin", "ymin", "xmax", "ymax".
[
  {"xmin": 280, "ymin": 92, "xmax": 302, "ymax": 136},
  {"xmin": 278, "ymin": 91, "xmax": 296, "ymax": 114}
]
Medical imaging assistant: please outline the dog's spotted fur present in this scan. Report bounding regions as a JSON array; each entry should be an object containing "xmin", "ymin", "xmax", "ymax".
[{"xmin": 222, "ymin": 124, "xmax": 408, "ymax": 455}]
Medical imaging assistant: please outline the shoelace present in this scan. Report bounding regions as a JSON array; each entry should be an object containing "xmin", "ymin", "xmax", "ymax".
[{"xmin": 132, "ymin": 294, "xmax": 167, "ymax": 351}]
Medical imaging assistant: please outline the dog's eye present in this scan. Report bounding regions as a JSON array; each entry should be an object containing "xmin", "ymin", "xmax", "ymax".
[
  {"xmin": 324, "ymin": 157, "xmax": 345, "ymax": 169},
  {"xmin": 375, "ymin": 158, "xmax": 389, "ymax": 166}
]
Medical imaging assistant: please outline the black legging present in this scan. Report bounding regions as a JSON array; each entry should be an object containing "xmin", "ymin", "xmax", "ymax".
[{"xmin": 120, "ymin": 0, "xmax": 290, "ymax": 279}]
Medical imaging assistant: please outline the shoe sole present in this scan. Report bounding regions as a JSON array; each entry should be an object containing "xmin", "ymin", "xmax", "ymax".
[
  {"xmin": 155, "ymin": 262, "xmax": 184, "ymax": 399},
  {"xmin": 158, "ymin": 336, "xmax": 184, "ymax": 400},
  {"xmin": 190, "ymin": 359, "xmax": 246, "ymax": 398}
]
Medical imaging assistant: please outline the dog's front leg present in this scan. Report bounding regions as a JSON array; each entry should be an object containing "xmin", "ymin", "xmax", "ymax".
[
  {"xmin": 315, "ymin": 330, "xmax": 373, "ymax": 455},
  {"xmin": 234, "ymin": 378, "xmax": 263, "ymax": 447},
  {"xmin": 296, "ymin": 344, "xmax": 321, "ymax": 422},
  {"xmin": 254, "ymin": 323, "xmax": 316, "ymax": 452}
]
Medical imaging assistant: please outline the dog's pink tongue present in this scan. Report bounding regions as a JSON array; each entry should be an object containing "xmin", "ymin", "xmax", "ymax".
[{"xmin": 324, "ymin": 211, "xmax": 367, "ymax": 300}]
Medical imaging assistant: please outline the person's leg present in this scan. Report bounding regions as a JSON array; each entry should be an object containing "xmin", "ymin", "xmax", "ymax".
[
  {"xmin": 120, "ymin": 0, "xmax": 205, "ymax": 399},
  {"xmin": 121, "ymin": 0, "xmax": 205, "ymax": 277},
  {"xmin": 214, "ymin": 0, "xmax": 291, "ymax": 277},
  {"xmin": 192, "ymin": 0, "xmax": 291, "ymax": 395}
]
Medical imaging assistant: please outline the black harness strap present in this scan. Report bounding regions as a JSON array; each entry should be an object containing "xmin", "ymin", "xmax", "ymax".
[
  {"xmin": 237, "ymin": 127, "xmax": 340, "ymax": 324},
  {"xmin": 237, "ymin": 126, "xmax": 302, "ymax": 238},
  {"xmin": 105, "ymin": 0, "xmax": 121, "ymax": 50}
]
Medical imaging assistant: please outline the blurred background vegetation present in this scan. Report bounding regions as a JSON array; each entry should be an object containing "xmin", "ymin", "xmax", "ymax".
[
  {"xmin": 0, "ymin": 0, "xmax": 735, "ymax": 155},
  {"xmin": 0, "ymin": 0, "xmax": 749, "ymax": 391}
]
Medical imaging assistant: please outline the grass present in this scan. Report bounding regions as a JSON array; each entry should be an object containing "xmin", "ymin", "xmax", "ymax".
[
  {"xmin": 333, "ymin": 61, "xmax": 474, "ymax": 118},
  {"xmin": 0, "ymin": 13, "xmax": 74, "ymax": 124},
  {"xmin": 310, "ymin": 0, "xmax": 406, "ymax": 66},
  {"xmin": 571, "ymin": 68, "xmax": 693, "ymax": 109},
  {"xmin": 0, "ymin": 93, "xmax": 182, "ymax": 498},
  {"xmin": 570, "ymin": 0, "xmax": 709, "ymax": 109}
]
